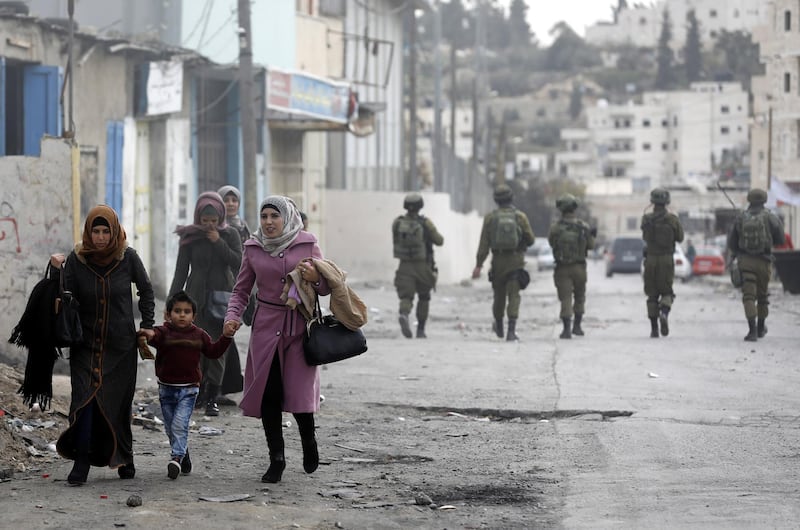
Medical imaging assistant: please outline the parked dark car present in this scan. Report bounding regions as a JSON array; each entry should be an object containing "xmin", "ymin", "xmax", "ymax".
[{"xmin": 605, "ymin": 237, "xmax": 645, "ymax": 277}]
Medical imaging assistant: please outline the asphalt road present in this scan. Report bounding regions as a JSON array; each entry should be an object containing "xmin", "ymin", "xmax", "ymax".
[{"xmin": 2, "ymin": 260, "xmax": 799, "ymax": 528}]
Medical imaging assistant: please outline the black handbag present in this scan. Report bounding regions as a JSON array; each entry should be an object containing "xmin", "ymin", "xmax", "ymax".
[
  {"xmin": 206, "ymin": 290, "xmax": 232, "ymax": 322},
  {"xmin": 54, "ymin": 265, "xmax": 83, "ymax": 348},
  {"xmin": 303, "ymin": 295, "xmax": 367, "ymax": 366}
]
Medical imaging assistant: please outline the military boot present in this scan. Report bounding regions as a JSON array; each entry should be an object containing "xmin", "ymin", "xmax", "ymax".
[
  {"xmin": 559, "ymin": 318, "xmax": 571, "ymax": 339},
  {"xmin": 659, "ymin": 307, "xmax": 670, "ymax": 337},
  {"xmin": 416, "ymin": 320, "xmax": 427, "ymax": 338},
  {"xmin": 649, "ymin": 318, "xmax": 659, "ymax": 338},
  {"xmin": 493, "ymin": 318, "xmax": 504, "ymax": 339},
  {"xmin": 572, "ymin": 314, "xmax": 584, "ymax": 336},
  {"xmin": 398, "ymin": 313, "xmax": 412, "ymax": 339},
  {"xmin": 506, "ymin": 319, "xmax": 519, "ymax": 341},
  {"xmin": 757, "ymin": 318, "xmax": 767, "ymax": 338},
  {"xmin": 744, "ymin": 319, "xmax": 758, "ymax": 342}
]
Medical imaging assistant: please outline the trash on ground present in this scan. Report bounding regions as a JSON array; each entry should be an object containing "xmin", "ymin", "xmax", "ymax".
[
  {"xmin": 319, "ymin": 489, "xmax": 364, "ymax": 499},
  {"xmin": 648, "ymin": 372, "xmax": 660, "ymax": 378},
  {"xmin": 126, "ymin": 495, "xmax": 142, "ymax": 507},
  {"xmin": 414, "ymin": 492, "xmax": 433, "ymax": 505},
  {"xmin": 198, "ymin": 426, "xmax": 225, "ymax": 436},
  {"xmin": 341, "ymin": 457, "xmax": 376, "ymax": 463},
  {"xmin": 334, "ymin": 442, "xmax": 364, "ymax": 453},
  {"xmin": 199, "ymin": 493, "xmax": 252, "ymax": 502}
]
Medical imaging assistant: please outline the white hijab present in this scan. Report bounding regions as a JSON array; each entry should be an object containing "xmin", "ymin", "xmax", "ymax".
[{"xmin": 254, "ymin": 195, "xmax": 303, "ymax": 257}]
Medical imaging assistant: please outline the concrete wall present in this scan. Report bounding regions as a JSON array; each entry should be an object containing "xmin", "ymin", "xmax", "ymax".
[
  {"xmin": 0, "ymin": 139, "xmax": 75, "ymax": 366},
  {"xmin": 319, "ymin": 190, "xmax": 485, "ymax": 285}
]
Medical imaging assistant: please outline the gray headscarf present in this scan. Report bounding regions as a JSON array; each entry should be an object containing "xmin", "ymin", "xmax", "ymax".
[
  {"xmin": 217, "ymin": 185, "xmax": 246, "ymax": 230},
  {"xmin": 254, "ymin": 195, "xmax": 303, "ymax": 256}
]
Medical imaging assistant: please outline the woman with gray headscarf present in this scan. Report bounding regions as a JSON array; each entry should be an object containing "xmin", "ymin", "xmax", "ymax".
[{"xmin": 223, "ymin": 195, "xmax": 329, "ymax": 484}]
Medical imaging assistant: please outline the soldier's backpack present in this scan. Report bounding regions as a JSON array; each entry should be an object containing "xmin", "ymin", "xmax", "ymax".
[
  {"xmin": 490, "ymin": 209, "xmax": 521, "ymax": 251},
  {"xmin": 643, "ymin": 213, "xmax": 675, "ymax": 253},
  {"xmin": 554, "ymin": 221, "xmax": 586, "ymax": 264},
  {"xmin": 738, "ymin": 211, "xmax": 771, "ymax": 254},
  {"xmin": 393, "ymin": 216, "xmax": 427, "ymax": 260}
]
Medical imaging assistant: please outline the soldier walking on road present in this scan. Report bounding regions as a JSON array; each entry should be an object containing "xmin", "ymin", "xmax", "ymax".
[
  {"xmin": 472, "ymin": 184, "xmax": 535, "ymax": 341},
  {"xmin": 727, "ymin": 188, "xmax": 784, "ymax": 342},
  {"xmin": 392, "ymin": 193, "xmax": 444, "ymax": 338},
  {"xmin": 548, "ymin": 194, "xmax": 596, "ymax": 339},
  {"xmin": 641, "ymin": 188, "xmax": 684, "ymax": 338}
]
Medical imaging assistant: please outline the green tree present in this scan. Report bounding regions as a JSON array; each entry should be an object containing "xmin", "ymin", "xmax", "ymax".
[
  {"xmin": 708, "ymin": 30, "xmax": 763, "ymax": 91},
  {"xmin": 545, "ymin": 22, "xmax": 602, "ymax": 71},
  {"xmin": 569, "ymin": 83, "xmax": 584, "ymax": 121},
  {"xmin": 441, "ymin": 0, "xmax": 472, "ymax": 49},
  {"xmin": 684, "ymin": 9, "xmax": 703, "ymax": 83},
  {"xmin": 654, "ymin": 9, "xmax": 675, "ymax": 89},
  {"xmin": 612, "ymin": 0, "xmax": 629, "ymax": 22},
  {"xmin": 509, "ymin": 0, "xmax": 532, "ymax": 47}
]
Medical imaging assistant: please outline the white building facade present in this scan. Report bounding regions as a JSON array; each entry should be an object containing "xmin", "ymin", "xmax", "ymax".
[
  {"xmin": 558, "ymin": 82, "xmax": 749, "ymax": 192},
  {"xmin": 586, "ymin": 0, "xmax": 767, "ymax": 49}
]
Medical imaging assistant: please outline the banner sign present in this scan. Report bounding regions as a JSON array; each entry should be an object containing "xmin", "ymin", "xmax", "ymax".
[
  {"xmin": 267, "ymin": 68, "xmax": 351, "ymax": 124},
  {"xmin": 146, "ymin": 60, "xmax": 183, "ymax": 116}
]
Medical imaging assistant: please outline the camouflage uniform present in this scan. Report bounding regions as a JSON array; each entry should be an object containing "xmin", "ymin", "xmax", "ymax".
[
  {"xmin": 548, "ymin": 194, "xmax": 595, "ymax": 339},
  {"xmin": 393, "ymin": 194, "xmax": 444, "ymax": 338},
  {"xmin": 727, "ymin": 188, "xmax": 784, "ymax": 341},
  {"xmin": 641, "ymin": 188, "xmax": 684, "ymax": 338},
  {"xmin": 473, "ymin": 185, "xmax": 535, "ymax": 341}
]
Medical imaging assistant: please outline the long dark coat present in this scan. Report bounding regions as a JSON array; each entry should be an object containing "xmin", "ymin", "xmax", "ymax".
[{"xmin": 55, "ymin": 246, "xmax": 155, "ymax": 469}]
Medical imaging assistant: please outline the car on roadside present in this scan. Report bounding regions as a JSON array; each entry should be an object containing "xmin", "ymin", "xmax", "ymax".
[
  {"xmin": 536, "ymin": 244, "xmax": 555, "ymax": 271},
  {"xmin": 605, "ymin": 237, "xmax": 645, "ymax": 277},
  {"xmin": 673, "ymin": 245, "xmax": 692, "ymax": 282},
  {"xmin": 692, "ymin": 245, "xmax": 726, "ymax": 276}
]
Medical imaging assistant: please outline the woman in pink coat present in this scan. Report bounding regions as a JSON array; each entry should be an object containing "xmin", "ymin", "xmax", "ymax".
[{"xmin": 224, "ymin": 196, "xmax": 329, "ymax": 483}]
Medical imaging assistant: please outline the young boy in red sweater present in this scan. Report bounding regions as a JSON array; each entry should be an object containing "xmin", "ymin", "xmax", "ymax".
[{"xmin": 138, "ymin": 291, "xmax": 233, "ymax": 479}]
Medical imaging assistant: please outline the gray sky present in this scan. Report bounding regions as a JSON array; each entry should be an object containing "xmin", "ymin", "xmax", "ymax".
[{"xmin": 513, "ymin": 1, "xmax": 617, "ymax": 45}]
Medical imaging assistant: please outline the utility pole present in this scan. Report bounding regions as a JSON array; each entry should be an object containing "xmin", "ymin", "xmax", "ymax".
[
  {"xmin": 450, "ymin": 44, "xmax": 456, "ymax": 155},
  {"xmin": 433, "ymin": 1, "xmax": 443, "ymax": 192},
  {"xmin": 408, "ymin": 7, "xmax": 418, "ymax": 190},
  {"xmin": 767, "ymin": 106, "xmax": 773, "ymax": 190},
  {"xmin": 238, "ymin": 0, "xmax": 258, "ymax": 228}
]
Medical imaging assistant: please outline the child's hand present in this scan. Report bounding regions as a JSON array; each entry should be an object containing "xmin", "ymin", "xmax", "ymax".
[
  {"xmin": 137, "ymin": 335, "xmax": 155, "ymax": 360},
  {"xmin": 223, "ymin": 320, "xmax": 240, "ymax": 337},
  {"xmin": 137, "ymin": 328, "xmax": 155, "ymax": 341}
]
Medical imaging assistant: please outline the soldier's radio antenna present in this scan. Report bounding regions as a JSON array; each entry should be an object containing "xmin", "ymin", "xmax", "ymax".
[{"xmin": 716, "ymin": 180, "xmax": 739, "ymax": 210}]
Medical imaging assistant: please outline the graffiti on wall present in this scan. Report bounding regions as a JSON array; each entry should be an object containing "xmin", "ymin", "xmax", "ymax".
[{"xmin": 0, "ymin": 201, "xmax": 22, "ymax": 254}]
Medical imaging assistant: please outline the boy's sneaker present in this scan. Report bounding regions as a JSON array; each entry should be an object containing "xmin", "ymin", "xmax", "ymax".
[
  {"xmin": 181, "ymin": 451, "xmax": 192, "ymax": 474},
  {"xmin": 167, "ymin": 459, "xmax": 181, "ymax": 480}
]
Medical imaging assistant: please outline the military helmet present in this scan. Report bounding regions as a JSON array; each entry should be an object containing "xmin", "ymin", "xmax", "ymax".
[
  {"xmin": 746, "ymin": 188, "xmax": 768, "ymax": 204},
  {"xmin": 493, "ymin": 184, "xmax": 513, "ymax": 203},
  {"xmin": 556, "ymin": 193, "xmax": 579, "ymax": 212},
  {"xmin": 650, "ymin": 188, "xmax": 671, "ymax": 205},
  {"xmin": 403, "ymin": 192, "xmax": 424, "ymax": 210}
]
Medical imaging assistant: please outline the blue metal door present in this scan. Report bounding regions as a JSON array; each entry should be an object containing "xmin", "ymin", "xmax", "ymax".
[
  {"xmin": 22, "ymin": 65, "xmax": 60, "ymax": 156},
  {"xmin": 105, "ymin": 121, "xmax": 124, "ymax": 214}
]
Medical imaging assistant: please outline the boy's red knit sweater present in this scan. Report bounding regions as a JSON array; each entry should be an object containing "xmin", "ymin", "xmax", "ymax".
[{"xmin": 147, "ymin": 322, "xmax": 232, "ymax": 386}]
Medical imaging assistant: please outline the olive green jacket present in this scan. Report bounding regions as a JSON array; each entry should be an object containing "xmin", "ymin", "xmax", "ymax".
[
  {"xmin": 475, "ymin": 206, "xmax": 535, "ymax": 268},
  {"xmin": 547, "ymin": 213, "xmax": 595, "ymax": 265},
  {"xmin": 392, "ymin": 212, "xmax": 444, "ymax": 264},
  {"xmin": 727, "ymin": 206, "xmax": 785, "ymax": 261},
  {"xmin": 641, "ymin": 207, "xmax": 684, "ymax": 256}
]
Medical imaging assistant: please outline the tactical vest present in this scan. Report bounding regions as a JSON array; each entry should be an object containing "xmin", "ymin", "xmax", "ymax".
[
  {"xmin": 643, "ymin": 213, "xmax": 675, "ymax": 255},
  {"xmin": 738, "ymin": 211, "xmax": 771, "ymax": 255},
  {"xmin": 490, "ymin": 209, "xmax": 521, "ymax": 251},
  {"xmin": 553, "ymin": 221, "xmax": 586, "ymax": 264},
  {"xmin": 393, "ymin": 216, "xmax": 427, "ymax": 260}
]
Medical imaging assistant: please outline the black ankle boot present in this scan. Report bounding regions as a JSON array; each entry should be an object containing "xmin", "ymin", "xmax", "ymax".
[
  {"xmin": 559, "ymin": 317, "xmax": 571, "ymax": 339},
  {"xmin": 416, "ymin": 320, "xmax": 427, "ymax": 339},
  {"xmin": 117, "ymin": 462, "xmax": 135, "ymax": 479},
  {"xmin": 262, "ymin": 424, "xmax": 285, "ymax": 483},
  {"xmin": 493, "ymin": 318, "xmax": 504, "ymax": 338},
  {"xmin": 757, "ymin": 318, "xmax": 767, "ymax": 338},
  {"xmin": 506, "ymin": 319, "xmax": 519, "ymax": 341},
  {"xmin": 68, "ymin": 456, "xmax": 90, "ymax": 485},
  {"xmin": 205, "ymin": 384, "xmax": 220, "ymax": 416},
  {"xmin": 744, "ymin": 319, "xmax": 758, "ymax": 342},
  {"xmin": 659, "ymin": 308, "xmax": 669, "ymax": 336},
  {"xmin": 295, "ymin": 413, "xmax": 319, "ymax": 474},
  {"xmin": 650, "ymin": 317, "xmax": 659, "ymax": 338},
  {"xmin": 572, "ymin": 314, "xmax": 584, "ymax": 336}
]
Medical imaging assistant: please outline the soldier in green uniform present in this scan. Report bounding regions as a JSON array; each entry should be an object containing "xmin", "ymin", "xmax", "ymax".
[
  {"xmin": 548, "ymin": 194, "xmax": 596, "ymax": 339},
  {"xmin": 472, "ymin": 184, "xmax": 535, "ymax": 341},
  {"xmin": 641, "ymin": 188, "xmax": 684, "ymax": 338},
  {"xmin": 392, "ymin": 193, "xmax": 444, "ymax": 338},
  {"xmin": 727, "ymin": 188, "xmax": 784, "ymax": 341}
]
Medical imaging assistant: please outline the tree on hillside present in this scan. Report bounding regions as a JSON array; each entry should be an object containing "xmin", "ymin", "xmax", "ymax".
[
  {"xmin": 484, "ymin": 1, "xmax": 511, "ymax": 51},
  {"xmin": 612, "ymin": 0, "xmax": 629, "ymax": 22},
  {"xmin": 569, "ymin": 83, "xmax": 584, "ymax": 121},
  {"xmin": 441, "ymin": 0, "xmax": 472, "ymax": 49},
  {"xmin": 684, "ymin": 9, "xmax": 703, "ymax": 83},
  {"xmin": 654, "ymin": 9, "xmax": 675, "ymax": 89},
  {"xmin": 545, "ymin": 22, "xmax": 602, "ymax": 71},
  {"xmin": 709, "ymin": 30, "xmax": 763, "ymax": 91},
  {"xmin": 509, "ymin": 0, "xmax": 532, "ymax": 47}
]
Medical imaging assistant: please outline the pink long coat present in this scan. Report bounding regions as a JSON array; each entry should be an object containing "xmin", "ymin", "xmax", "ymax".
[{"xmin": 225, "ymin": 232, "xmax": 329, "ymax": 417}]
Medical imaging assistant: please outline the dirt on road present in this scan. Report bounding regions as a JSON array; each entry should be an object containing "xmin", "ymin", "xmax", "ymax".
[{"xmin": 0, "ymin": 280, "xmax": 567, "ymax": 529}]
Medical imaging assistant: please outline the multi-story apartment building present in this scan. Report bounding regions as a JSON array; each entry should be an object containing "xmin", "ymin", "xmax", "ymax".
[
  {"xmin": 558, "ymin": 82, "xmax": 749, "ymax": 192},
  {"xmin": 751, "ymin": 0, "xmax": 800, "ymax": 238},
  {"xmin": 586, "ymin": 0, "xmax": 766, "ymax": 49}
]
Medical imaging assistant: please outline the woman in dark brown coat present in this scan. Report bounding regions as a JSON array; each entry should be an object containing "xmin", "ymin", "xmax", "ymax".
[
  {"xmin": 169, "ymin": 191, "xmax": 242, "ymax": 415},
  {"xmin": 50, "ymin": 205, "xmax": 155, "ymax": 485}
]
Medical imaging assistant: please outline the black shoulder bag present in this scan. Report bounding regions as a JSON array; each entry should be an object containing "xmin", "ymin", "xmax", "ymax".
[
  {"xmin": 303, "ymin": 294, "xmax": 367, "ymax": 366},
  {"xmin": 55, "ymin": 264, "xmax": 83, "ymax": 348}
]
